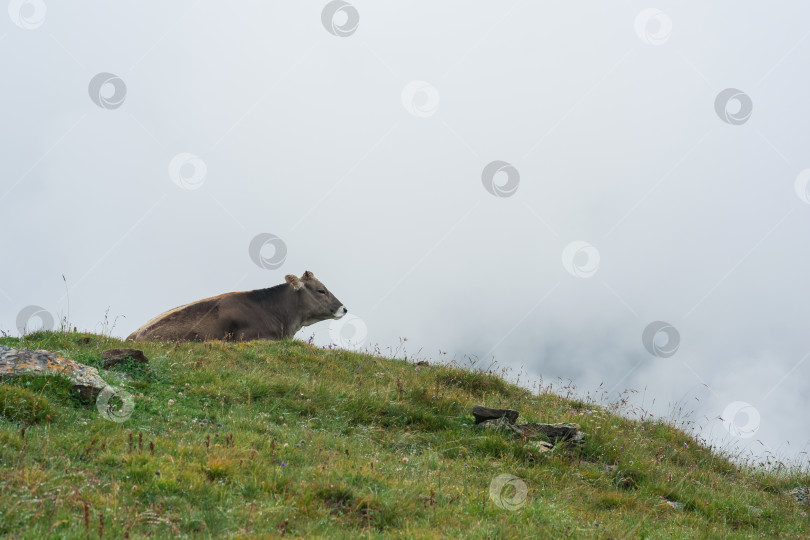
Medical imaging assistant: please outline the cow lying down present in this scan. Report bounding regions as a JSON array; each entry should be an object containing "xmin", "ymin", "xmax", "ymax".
[{"xmin": 126, "ymin": 271, "xmax": 347, "ymax": 342}]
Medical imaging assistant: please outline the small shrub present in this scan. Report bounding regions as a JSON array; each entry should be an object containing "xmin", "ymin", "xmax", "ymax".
[
  {"xmin": 0, "ymin": 384, "xmax": 54, "ymax": 424},
  {"xmin": 319, "ymin": 484, "xmax": 356, "ymax": 512},
  {"xmin": 612, "ymin": 468, "xmax": 645, "ymax": 490},
  {"xmin": 436, "ymin": 369, "xmax": 512, "ymax": 397},
  {"xmin": 203, "ymin": 457, "xmax": 233, "ymax": 481},
  {"xmin": 317, "ymin": 485, "xmax": 396, "ymax": 530}
]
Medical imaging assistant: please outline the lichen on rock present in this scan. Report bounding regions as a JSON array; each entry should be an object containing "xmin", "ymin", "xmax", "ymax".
[{"xmin": 0, "ymin": 345, "xmax": 108, "ymax": 399}]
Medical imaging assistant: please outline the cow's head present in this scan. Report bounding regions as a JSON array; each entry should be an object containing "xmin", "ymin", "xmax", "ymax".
[{"xmin": 285, "ymin": 271, "xmax": 348, "ymax": 325}]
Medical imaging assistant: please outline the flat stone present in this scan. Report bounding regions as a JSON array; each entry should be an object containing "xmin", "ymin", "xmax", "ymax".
[
  {"xmin": 0, "ymin": 345, "xmax": 107, "ymax": 399},
  {"xmin": 472, "ymin": 405, "xmax": 520, "ymax": 424},
  {"xmin": 785, "ymin": 487, "xmax": 810, "ymax": 505},
  {"xmin": 527, "ymin": 440, "xmax": 554, "ymax": 453},
  {"xmin": 568, "ymin": 431, "xmax": 586, "ymax": 445},
  {"xmin": 662, "ymin": 499, "xmax": 684, "ymax": 510},
  {"xmin": 101, "ymin": 348, "xmax": 149, "ymax": 368},
  {"xmin": 475, "ymin": 414, "xmax": 586, "ymax": 447},
  {"xmin": 518, "ymin": 422, "xmax": 583, "ymax": 443}
]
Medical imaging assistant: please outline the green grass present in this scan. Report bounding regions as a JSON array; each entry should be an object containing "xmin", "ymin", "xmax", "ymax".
[{"xmin": 0, "ymin": 331, "xmax": 807, "ymax": 538}]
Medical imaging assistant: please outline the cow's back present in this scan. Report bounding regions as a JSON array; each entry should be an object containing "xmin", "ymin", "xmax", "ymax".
[{"xmin": 127, "ymin": 292, "xmax": 240, "ymax": 341}]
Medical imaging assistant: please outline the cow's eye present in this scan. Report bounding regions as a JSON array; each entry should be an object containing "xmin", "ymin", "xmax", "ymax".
[{"xmin": 317, "ymin": 289, "xmax": 326, "ymax": 294}]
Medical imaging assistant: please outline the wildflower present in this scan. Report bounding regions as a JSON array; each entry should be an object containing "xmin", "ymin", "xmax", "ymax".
[
  {"xmin": 683, "ymin": 442, "xmax": 689, "ymax": 448},
  {"xmin": 168, "ymin": 399, "xmax": 175, "ymax": 406},
  {"xmin": 401, "ymin": 457, "xmax": 409, "ymax": 463},
  {"xmin": 280, "ymin": 461, "xmax": 287, "ymax": 467}
]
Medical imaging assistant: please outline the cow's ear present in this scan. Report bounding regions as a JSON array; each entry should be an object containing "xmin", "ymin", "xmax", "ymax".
[
  {"xmin": 285, "ymin": 274, "xmax": 304, "ymax": 291},
  {"xmin": 302, "ymin": 270, "xmax": 315, "ymax": 280}
]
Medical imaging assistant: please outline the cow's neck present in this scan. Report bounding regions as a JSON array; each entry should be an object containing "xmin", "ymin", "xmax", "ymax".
[
  {"xmin": 253, "ymin": 285, "xmax": 303, "ymax": 338},
  {"xmin": 282, "ymin": 287, "xmax": 305, "ymax": 337}
]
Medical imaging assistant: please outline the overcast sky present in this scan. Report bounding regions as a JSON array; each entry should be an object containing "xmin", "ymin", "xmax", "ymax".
[{"xmin": 2, "ymin": 1, "xmax": 809, "ymax": 465}]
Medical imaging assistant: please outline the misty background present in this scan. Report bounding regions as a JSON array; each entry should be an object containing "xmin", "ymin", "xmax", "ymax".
[{"xmin": 2, "ymin": 2, "xmax": 808, "ymax": 464}]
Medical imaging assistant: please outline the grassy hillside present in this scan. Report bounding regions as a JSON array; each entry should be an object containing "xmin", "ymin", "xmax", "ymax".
[{"xmin": 0, "ymin": 332, "xmax": 807, "ymax": 539}]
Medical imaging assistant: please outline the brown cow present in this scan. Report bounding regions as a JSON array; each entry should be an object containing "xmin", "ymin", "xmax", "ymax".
[{"xmin": 126, "ymin": 271, "xmax": 347, "ymax": 342}]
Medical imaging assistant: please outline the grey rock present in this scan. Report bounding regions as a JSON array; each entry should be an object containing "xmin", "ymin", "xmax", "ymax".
[
  {"xmin": 662, "ymin": 499, "xmax": 684, "ymax": 510},
  {"xmin": 527, "ymin": 440, "xmax": 554, "ymax": 453},
  {"xmin": 785, "ymin": 486, "xmax": 810, "ymax": 505},
  {"xmin": 473, "ymin": 405, "xmax": 585, "ymax": 445},
  {"xmin": 0, "ymin": 345, "xmax": 108, "ymax": 399},
  {"xmin": 472, "ymin": 405, "xmax": 520, "ymax": 424},
  {"xmin": 101, "ymin": 348, "xmax": 149, "ymax": 368},
  {"xmin": 519, "ymin": 422, "xmax": 583, "ymax": 443}
]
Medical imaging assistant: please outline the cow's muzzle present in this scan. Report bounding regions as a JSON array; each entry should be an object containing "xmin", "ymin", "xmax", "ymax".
[{"xmin": 334, "ymin": 306, "xmax": 348, "ymax": 318}]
